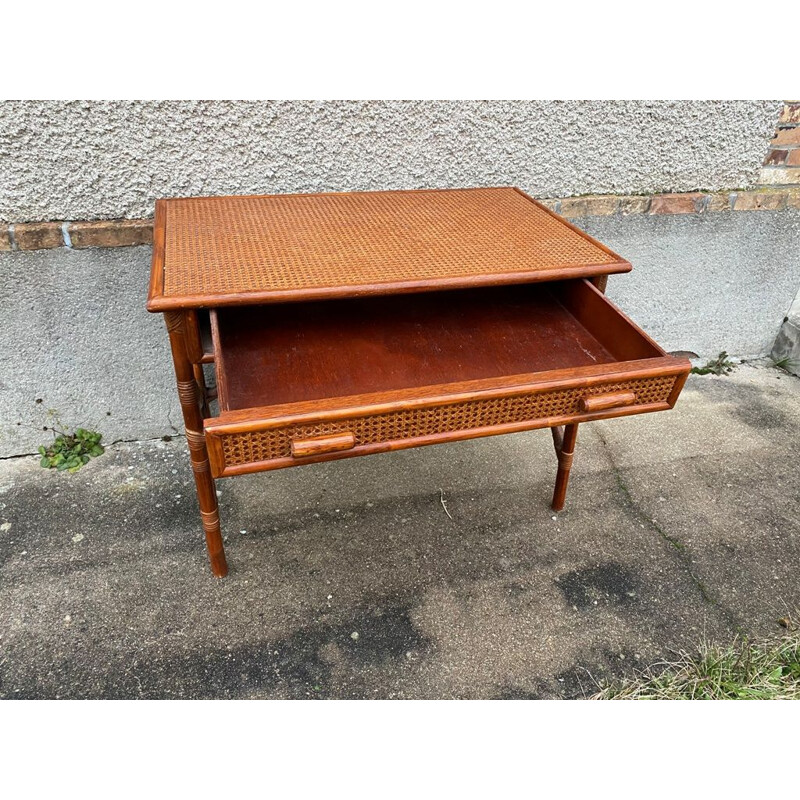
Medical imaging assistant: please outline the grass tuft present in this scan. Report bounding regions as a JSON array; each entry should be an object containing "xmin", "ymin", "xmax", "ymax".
[
  {"xmin": 771, "ymin": 355, "xmax": 798, "ymax": 373},
  {"xmin": 591, "ymin": 627, "xmax": 800, "ymax": 700}
]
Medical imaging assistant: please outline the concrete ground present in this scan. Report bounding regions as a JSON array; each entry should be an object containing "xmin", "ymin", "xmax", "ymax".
[{"xmin": 0, "ymin": 364, "xmax": 798, "ymax": 699}]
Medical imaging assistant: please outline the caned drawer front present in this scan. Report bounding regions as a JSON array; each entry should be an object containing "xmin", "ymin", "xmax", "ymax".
[{"xmin": 204, "ymin": 369, "xmax": 684, "ymax": 478}]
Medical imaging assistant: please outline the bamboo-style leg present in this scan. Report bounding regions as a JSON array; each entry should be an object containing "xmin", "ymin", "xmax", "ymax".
[
  {"xmin": 164, "ymin": 311, "xmax": 228, "ymax": 577},
  {"xmin": 550, "ymin": 423, "xmax": 579, "ymax": 512},
  {"xmin": 193, "ymin": 363, "xmax": 210, "ymax": 418}
]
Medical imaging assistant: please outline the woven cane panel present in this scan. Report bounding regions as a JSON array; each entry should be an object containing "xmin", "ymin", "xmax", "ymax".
[
  {"xmin": 162, "ymin": 189, "xmax": 621, "ymax": 299},
  {"xmin": 218, "ymin": 374, "xmax": 677, "ymax": 468}
]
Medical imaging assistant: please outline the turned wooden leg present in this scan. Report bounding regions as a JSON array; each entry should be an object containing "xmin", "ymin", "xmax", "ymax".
[
  {"xmin": 550, "ymin": 423, "xmax": 579, "ymax": 512},
  {"xmin": 164, "ymin": 311, "xmax": 228, "ymax": 577}
]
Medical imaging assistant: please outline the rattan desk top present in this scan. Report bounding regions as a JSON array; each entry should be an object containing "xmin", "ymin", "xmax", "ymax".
[{"xmin": 147, "ymin": 187, "xmax": 630, "ymax": 310}]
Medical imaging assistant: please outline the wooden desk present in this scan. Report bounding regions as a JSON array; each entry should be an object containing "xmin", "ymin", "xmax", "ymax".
[{"xmin": 147, "ymin": 187, "xmax": 689, "ymax": 577}]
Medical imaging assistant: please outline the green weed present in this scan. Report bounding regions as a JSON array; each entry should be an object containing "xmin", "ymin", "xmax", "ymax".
[
  {"xmin": 690, "ymin": 351, "xmax": 735, "ymax": 376},
  {"xmin": 592, "ymin": 626, "xmax": 800, "ymax": 700},
  {"xmin": 39, "ymin": 427, "xmax": 104, "ymax": 473}
]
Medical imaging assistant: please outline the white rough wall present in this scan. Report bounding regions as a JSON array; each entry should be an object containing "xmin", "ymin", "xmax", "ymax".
[{"xmin": 0, "ymin": 100, "xmax": 781, "ymax": 222}]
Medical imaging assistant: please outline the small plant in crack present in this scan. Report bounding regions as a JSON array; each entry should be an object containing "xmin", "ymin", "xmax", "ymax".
[
  {"xmin": 770, "ymin": 355, "xmax": 798, "ymax": 374},
  {"xmin": 690, "ymin": 351, "xmax": 735, "ymax": 376},
  {"xmin": 38, "ymin": 409, "xmax": 104, "ymax": 473}
]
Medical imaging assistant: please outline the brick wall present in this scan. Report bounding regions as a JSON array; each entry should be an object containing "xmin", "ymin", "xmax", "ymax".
[{"xmin": 759, "ymin": 102, "xmax": 800, "ymax": 186}]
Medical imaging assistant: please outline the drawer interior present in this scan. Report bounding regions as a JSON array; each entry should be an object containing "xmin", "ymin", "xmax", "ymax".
[{"xmin": 210, "ymin": 279, "xmax": 665, "ymax": 413}]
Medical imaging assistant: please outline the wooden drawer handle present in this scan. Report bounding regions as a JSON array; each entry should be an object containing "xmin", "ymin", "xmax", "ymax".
[
  {"xmin": 291, "ymin": 432, "xmax": 356, "ymax": 458},
  {"xmin": 580, "ymin": 391, "xmax": 637, "ymax": 413}
]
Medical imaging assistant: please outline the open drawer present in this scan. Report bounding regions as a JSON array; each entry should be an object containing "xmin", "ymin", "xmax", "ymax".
[{"xmin": 203, "ymin": 280, "xmax": 690, "ymax": 478}]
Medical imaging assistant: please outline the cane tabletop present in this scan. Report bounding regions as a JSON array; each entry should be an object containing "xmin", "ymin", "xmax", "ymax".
[{"xmin": 147, "ymin": 187, "xmax": 629, "ymax": 311}]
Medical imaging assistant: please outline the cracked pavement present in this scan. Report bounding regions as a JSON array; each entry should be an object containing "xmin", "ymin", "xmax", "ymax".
[{"xmin": 0, "ymin": 365, "xmax": 798, "ymax": 699}]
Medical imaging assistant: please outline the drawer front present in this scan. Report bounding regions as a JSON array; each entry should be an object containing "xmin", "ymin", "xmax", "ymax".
[{"xmin": 206, "ymin": 372, "xmax": 680, "ymax": 477}]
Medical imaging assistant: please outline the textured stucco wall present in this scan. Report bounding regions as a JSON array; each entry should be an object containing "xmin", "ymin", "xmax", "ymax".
[
  {"xmin": 2, "ymin": 210, "xmax": 799, "ymax": 457},
  {"xmin": 576, "ymin": 210, "xmax": 800, "ymax": 359},
  {"xmin": 0, "ymin": 100, "xmax": 781, "ymax": 222}
]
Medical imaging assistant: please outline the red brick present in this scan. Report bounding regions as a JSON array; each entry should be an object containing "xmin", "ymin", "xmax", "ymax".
[
  {"xmin": 706, "ymin": 193, "xmax": 732, "ymax": 212},
  {"xmin": 758, "ymin": 166, "xmax": 800, "ymax": 186},
  {"xmin": 618, "ymin": 196, "xmax": 650, "ymax": 215},
  {"xmin": 0, "ymin": 226, "xmax": 11, "ymax": 251},
  {"xmin": 68, "ymin": 219, "xmax": 153, "ymax": 248},
  {"xmin": 14, "ymin": 222, "xmax": 64, "ymax": 250},
  {"xmin": 733, "ymin": 191, "xmax": 787, "ymax": 211},
  {"xmin": 584, "ymin": 195, "xmax": 619, "ymax": 216},
  {"xmin": 764, "ymin": 149, "xmax": 789, "ymax": 165},
  {"xmin": 648, "ymin": 193, "xmax": 704, "ymax": 214},
  {"xmin": 786, "ymin": 150, "xmax": 800, "ymax": 167},
  {"xmin": 538, "ymin": 198, "xmax": 560, "ymax": 212},
  {"xmin": 560, "ymin": 195, "xmax": 619, "ymax": 218},
  {"xmin": 559, "ymin": 197, "xmax": 589, "ymax": 218},
  {"xmin": 779, "ymin": 103, "xmax": 800, "ymax": 124},
  {"xmin": 772, "ymin": 128, "xmax": 800, "ymax": 146}
]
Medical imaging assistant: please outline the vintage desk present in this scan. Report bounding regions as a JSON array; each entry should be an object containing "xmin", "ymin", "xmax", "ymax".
[{"xmin": 147, "ymin": 187, "xmax": 690, "ymax": 577}]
